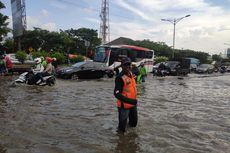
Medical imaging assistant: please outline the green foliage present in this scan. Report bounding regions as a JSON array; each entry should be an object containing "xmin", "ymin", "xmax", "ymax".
[
  {"xmin": 49, "ymin": 52, "xmax": 66, "ymax": 64},
  {"xmin": 31, "ymin": 51, "xmax": 65, "ymax": 64},
  {"xmin": 0, "ymin": 2, "xmax": 10, "ymax": 42},
  {"xmin": 16, "ymin": 50, "xmax": 27, "ymax": 63},
  {"xmin": 154, "ymin": 56, "xmax": 168, "ymax": 64},
  {"xmin": 212, "ymin": 54, "xmax": 222, "ymax": 62},
  {"xmin": 70, "ymin": 55, "xmax": 84, "ymax": 63},
  {"xmin": 31, "ymin": 50, "xmax": 48, "ymax": 59},
  {"xmin": 2, "ymin": 37, "xmax": 13, "ymax": 53},
  {"xmin": 20, "ymin": 27, "xmax": 101, "ymax": 57}
]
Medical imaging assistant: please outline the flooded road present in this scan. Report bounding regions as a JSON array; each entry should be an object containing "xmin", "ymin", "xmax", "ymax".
[{"xmin": 0, "ymin": 73, "xmax": 230, "ymax": 153}]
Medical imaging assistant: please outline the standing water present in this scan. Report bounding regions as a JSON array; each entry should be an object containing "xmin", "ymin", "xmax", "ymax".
[{"xmin": 0, "ymin": 74, "xmax": 230, "ymax": 153}]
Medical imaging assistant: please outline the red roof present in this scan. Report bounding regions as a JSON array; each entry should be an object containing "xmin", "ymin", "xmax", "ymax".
[{"xmin": 119, "ymin": 45, "xmax": 150, "ymax": 51}]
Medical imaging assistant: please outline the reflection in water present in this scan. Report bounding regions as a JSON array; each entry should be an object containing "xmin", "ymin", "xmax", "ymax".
[
  {"xmin": 0, "ymin": 144, "xmax": 6, "ymax": 153},
  {"xmin": 0, "ymin": 74, "xmax": 230, "ymax": 153},
  {"xmin": 115, "ymin": 131, "xmax": 139, "ymax": 153}
]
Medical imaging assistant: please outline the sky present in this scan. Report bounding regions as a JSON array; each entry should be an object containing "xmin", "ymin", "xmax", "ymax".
[{"xmin": 1, "ymin": 0, "xmax": 230, "ymax": 55}]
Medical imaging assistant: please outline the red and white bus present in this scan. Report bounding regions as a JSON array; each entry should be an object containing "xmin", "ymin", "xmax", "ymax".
[{"xmin": 94, "ymin": 45, "xmax": 154, "ymax": 72}]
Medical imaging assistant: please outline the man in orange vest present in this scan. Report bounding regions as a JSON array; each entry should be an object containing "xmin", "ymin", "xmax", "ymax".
[{"xmin": 114, "ymin": 57, "xmax": 138, "ymax": 133}]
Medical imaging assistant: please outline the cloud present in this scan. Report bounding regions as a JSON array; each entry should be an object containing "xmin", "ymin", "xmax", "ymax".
[
  {"xmin": 41, "ymin": 22, "xmax": 58, "ymax": 31},
  {"xmin": 110, "ymin": 0, "xmax": 230, "ymax": 54},
  {"xmin": 50, "ymin": 1, "xmax": 67, "ymax": 10},
  {"xmin": 114, "ymin": 0, "xmax": 153, "ymax": 21},
  {"xmin": 26, "ymin": 9, "xmax": 57, "ymax": 31},
  {"xmin": 40, "ymin": 9, "xmax": 49, "ymax": 17}
]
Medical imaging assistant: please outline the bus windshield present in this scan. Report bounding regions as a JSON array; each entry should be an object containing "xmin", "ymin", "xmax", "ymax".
[{"xmin": 94, "ymin": 47, "xmax": 110, "ymax": 63}]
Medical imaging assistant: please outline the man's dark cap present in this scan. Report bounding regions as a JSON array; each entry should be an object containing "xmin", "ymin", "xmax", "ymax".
[{"xmin": 121, "ymin": 57, "xmax": 131, "ymax": 65}]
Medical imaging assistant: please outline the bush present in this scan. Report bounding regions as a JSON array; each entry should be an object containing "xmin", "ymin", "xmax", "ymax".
[
  {"xmin": 70, "ymin": 55, "xmax": 85, "ymax": 63},
  {"xmin": 31, "ymin": 50, "xmax": 48, "ymax": 59},
  {"xmin": 31, "ymin": 51, "xmax": 66, "ymax": 64},
  {"xmin": 154, "ymin": 56, "xmax": 168, "ymax": 64},
  {"xmin": 49, "ymin": 52, "xmax": 66, "ymax": 64},
  {"xmin": 16, "ymin": 50, "xmax": 27, "ymax": 63}
]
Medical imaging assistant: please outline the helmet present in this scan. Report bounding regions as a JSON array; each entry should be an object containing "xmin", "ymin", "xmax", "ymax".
[
  {"xmin": 34, "ymin": 58, "xmax": 41, "ymax": 64},
  {"xmin": 46, "ymin": 57, "xmax": 53, "ymax": 63},
  {"xmin": 121, "ymin": 57, "xmax": 131, "ymax": 65}
]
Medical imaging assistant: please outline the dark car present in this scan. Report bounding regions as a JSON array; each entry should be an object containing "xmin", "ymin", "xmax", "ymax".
[
  {"xmin": 56, "ymin": 61, "xmax": 114, "ymax": 79},
  {"xmin": 196, "ymin": 64, "xmax": 215, "ymax": 74},
  {"xmin": 165, "ymin": 59, "xmax": 190, "ymax": 76},
  {"xmin": 165, "ymin": 61, "xmax": 181, "ymax": 75},
  {"xmin": 152, "ymin": 63, "xmax": 161, "ymax": 73}
]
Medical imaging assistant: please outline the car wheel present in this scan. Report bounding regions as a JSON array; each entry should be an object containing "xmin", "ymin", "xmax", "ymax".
[{"xmin": 71, "ymin": 73, "xmax": 78, "ymax": 80}]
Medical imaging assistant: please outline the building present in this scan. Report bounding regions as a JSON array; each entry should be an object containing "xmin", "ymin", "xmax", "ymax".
[{"xmin": 227, "ymin": 48, "xmax": 230, "ymax": 58}]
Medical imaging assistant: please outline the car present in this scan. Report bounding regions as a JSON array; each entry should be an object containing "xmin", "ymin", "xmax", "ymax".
[
  {"xmin": 164, "ymin": 61, "xmax": 181, "ymax": 75},
  {"xmin": 56, "ymin": 61, "xmax": 114, "ymax": 79},
  {"xmin": 152, "ymin": 63, "xmax": 161, "ymax": 73},
  {"xmin": 164, "ymin": 59, "xmax": 190, "ymax": 76},
  {"xmin": 196, "ymin": 64, "xmax": 215, "ymax": 74},
  {"xmin": 6, "ymin": 53, "xmax": 35, "ymax": 64}
]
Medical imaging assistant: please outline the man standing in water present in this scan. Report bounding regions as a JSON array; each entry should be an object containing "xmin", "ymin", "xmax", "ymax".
[{"xmin": 114, "ymin": 57, "xmax": 138, "ymax": 133}]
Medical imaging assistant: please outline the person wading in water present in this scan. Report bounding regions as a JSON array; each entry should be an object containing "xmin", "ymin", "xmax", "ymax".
[{"xmin": 114, "ymin": 57, "xmax": 138, "ymax": 134}]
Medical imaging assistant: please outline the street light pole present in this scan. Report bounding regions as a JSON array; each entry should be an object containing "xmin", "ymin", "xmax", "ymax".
[{"xmin": 161, "ymin": 14, "xmax": 191, "ymax": 58}]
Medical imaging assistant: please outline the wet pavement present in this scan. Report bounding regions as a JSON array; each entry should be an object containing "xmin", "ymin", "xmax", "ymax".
[{"xmin": 0, "ymin": 73, "xmax": 230, "ymax": 153}]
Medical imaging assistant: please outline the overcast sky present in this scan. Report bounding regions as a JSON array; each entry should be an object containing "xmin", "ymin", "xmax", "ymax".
[{"xmin": 2, "ymin": 0, "xmax": 230, "ymax": 55}]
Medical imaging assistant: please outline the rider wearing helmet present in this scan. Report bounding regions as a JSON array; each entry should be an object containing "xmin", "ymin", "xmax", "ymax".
[
  {"xmin": 33, "ymin": 58, "xmax": 44, "ymax": 74},
  {"xmin": 36, "ymin": 57, "xmax": 54, "ymax": 83}
]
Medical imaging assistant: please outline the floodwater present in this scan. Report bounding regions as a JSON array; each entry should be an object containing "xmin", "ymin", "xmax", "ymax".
[{"xmin": 0, "ymin": 73, "xmax": 230, "ymax": 153}]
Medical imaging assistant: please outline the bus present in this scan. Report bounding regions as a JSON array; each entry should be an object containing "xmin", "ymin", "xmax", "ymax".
[{"xmin": 94, "ymin": 45, "xmax": 154, "ymax": 72}]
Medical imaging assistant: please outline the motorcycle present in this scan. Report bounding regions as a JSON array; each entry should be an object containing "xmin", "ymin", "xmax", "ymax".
[
  {"xmin": 15, "ymin": 71, "xmax": 56, "ymax": 86},
  {"xmin": 153, "ymin": 68, "xmax": 169, "ymax": 77},
  {"xmin": 220, "ymin": 66, "xmax": 226, "ymax": 73}
]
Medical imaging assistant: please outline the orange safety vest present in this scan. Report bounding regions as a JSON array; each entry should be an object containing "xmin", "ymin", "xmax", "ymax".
[{"xmin": 116, "ymin": 74, "xmax": 137, "ymax": 109}]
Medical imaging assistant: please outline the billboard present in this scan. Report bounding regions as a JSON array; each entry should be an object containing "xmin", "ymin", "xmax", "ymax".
[{"xmin": 11, "ymin": 0, "xmax": 24, "ymax": 37}]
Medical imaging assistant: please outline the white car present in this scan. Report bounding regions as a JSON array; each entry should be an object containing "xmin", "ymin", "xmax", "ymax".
[{"xmin": 6, "ymin": 53, "xmax": 34, "ymax": 64}]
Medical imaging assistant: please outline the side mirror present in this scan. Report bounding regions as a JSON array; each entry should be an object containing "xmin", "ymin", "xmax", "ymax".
[{"xmin": 81, "ymin": 67, "xmax": 84, "ymax": 70}]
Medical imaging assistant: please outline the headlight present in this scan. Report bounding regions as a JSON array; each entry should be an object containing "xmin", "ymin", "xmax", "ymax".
[{"xmin": 65, "ymin": 69, "xmax": 73, "ymax": 72}]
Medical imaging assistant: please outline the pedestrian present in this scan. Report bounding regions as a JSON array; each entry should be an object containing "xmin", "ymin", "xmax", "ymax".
[
  {"xmin": 0, "ymin": 55, "xmax": 6, "ymax": 76},
  {"xmin": 131, "ymin": 63, "xmax": 139, "ymax": 82},
  {"xmin": 138, "ymin": 62, "xmax": 147, "ymax": 82},
  {"xmin": 114, "ymin": 57, "xmax": 138, "ymax": 134},
  {"xmin": 3, "ymin": 54, "xmax": 13, "ymax": 74}
]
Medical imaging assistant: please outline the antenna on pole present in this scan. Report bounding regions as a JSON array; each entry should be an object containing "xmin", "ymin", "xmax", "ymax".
[{"xmin": 99, "ymin": 0, "xmax": 110, "ymax": 44}]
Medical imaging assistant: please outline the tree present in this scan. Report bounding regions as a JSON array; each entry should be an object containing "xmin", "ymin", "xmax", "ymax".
[
  {"xmin": 212, "ymin": 54, "xmax": 222, "ymax": 62},
  {"xmin": 65, "ymin": 28, "xmax": 101, "ymax": 55},
  {"xmin": 0, "ymin": 1, "xmax": 10, "ymax": 42}
]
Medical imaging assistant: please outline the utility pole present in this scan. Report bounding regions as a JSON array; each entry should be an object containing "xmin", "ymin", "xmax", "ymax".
[{"xmin": 99, "ymin": 0, "xmax": 110, "ymax": 44}]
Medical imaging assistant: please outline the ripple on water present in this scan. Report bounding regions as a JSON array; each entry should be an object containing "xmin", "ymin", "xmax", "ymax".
[{"xmin": 0, "ymin": 74, "xmax": 230, "ymax": 153}]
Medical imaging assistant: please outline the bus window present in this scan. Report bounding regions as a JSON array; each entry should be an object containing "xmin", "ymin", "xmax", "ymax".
[
  {"xmin": 146, "ymin": 51, "xmax": 153, "ymax": 59},
  {"xmin": 109, "ymin": 48, "xmax": 119, "ymax": 66},
  {"xmin": 94, "ymin": 47, "xmax": 109, "ymax": 63},
  {"xmin": 120, "ymin": 49, "xmax": 128, "ymax": 56},
  {"xmin": 136, "ymin": 51, "xmax": 145, "ymax": 62},
  {"xmin": 128, "ymin": 49, "xmax": 137, "ymax": 62}
]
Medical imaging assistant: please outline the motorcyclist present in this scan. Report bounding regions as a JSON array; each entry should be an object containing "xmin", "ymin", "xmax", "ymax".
[
  {"xmin": 33, "ymin": 58, "xmax": 44, "ymax": 74},
  {"xmin": 36, "ymin": 58, "xmax": 54, "ymax": 83}
]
